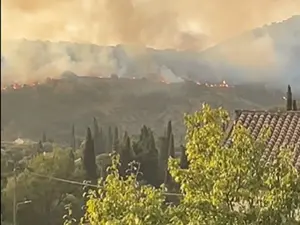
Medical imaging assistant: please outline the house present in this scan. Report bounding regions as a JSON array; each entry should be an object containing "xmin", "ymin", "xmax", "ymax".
[{"xmin": 224, "ymin": 85, "xmax": 300, "ymax": 171}]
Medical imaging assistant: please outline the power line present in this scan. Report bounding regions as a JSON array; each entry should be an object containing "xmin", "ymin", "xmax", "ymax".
[
  {"xmin": 2, "ymin": 169, "xmax": 182, "ymax": 196},
  {"xmin": 28, "ymin": 171, "xmax": 98, "ymax": 188},
  {"xmin": 26, "ymin": 170, "xmax": 182, "ymax": 197},
  {"xmin": 2, "ymin": 171, "xmax": 182, "ymax": 197}
]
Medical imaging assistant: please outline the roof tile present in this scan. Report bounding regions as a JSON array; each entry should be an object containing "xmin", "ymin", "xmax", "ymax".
[{"xmin": 228, "ymin": 110, "xmax": 300, "ymax": 170}]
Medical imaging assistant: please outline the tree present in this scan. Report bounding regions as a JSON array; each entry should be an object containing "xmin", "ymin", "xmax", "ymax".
[
  {"xmin": 164, "ymin": 134, "xmax": 175, "ymax": 190},
  {"xmin": 119, "ymin": 132, "xmax": 134, "ymax": 176},
  {"xmin": 42, "ymin": 131, "xmax": 47, "ymax": 143},
  {"xmin": 168, "ymin": 133, "xmax": 175, "ymax": 158},
  {"xmin": 93, "ymin": 118, "xmax": 103, "ymax": 155},
  {"xmin": 82, "ymin": 127, "xmax": 97, "ymax": 183},
  {"xmin": 287, "ymin": 85, "xmax": 293, "ymax": 111},
  {"xmin": 99, "ymin": 127, "xmax": 106, "ymax": 154},
  {"xmin": 112, "ymin": 126, "xmax": 119, "ymax": 153},
  {"xmin": 78, "ymin": 104, "xmax": 300, "ymax": 224},
  {"xmin": 158, "ymin": 121, "xmax": 174, "ymax": 185},
  {"xmin": 140, "ymin": 129, "xmax": 159, "ymax": 186},
  {"xmin": 166, "ymin": 120, "xmax": 172, "ymax": 142},
  {"xmin": 161, "ymin": 122, "xmax": 176, "ymax": 190},
  {"xmin": 106, "ymin": 126, "xmax": 113, "ymax": 153},
  {"xmin": 37, "ymin": 140, "xmax": 43, "ymax": 154},
  {"xmin": 70, "ymin": 124, "xmax": 76, "ymax": 151},
  {"xmin": 81, "ymin": 154, "xmax": 170, "ymax": 225},
  {"xmin": 293, "ymin": 100, "xmax": 297, "ymax": 111},
  {"xmin": 169, "ymin": 104, "xmax": 300, "ymax": 224},
  {"xmin": 2, "ymin": 148, "xmax": 80, "ymax": 225},
  {"xmin": 179, "ymin": 145, "xmax": 188, "ymax": 169},
  {"xmin": 158, "ymin": 136, "xmax": 168, "ymax": 183}
]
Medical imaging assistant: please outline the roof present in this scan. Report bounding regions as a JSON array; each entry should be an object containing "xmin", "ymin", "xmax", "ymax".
[{"xmin": 224, "ymin": 110, "xmax": 300, "ymax": 171}]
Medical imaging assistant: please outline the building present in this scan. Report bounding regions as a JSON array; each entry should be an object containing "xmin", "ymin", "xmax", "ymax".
[{"xmin": 224, "ymin": 85, "xmax": 300, "ymax": 170}]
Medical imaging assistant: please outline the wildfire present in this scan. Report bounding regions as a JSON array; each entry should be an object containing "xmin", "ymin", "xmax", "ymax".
[
  {"xmin": 193, "ymin": 80, "xmax": 232, "ymax": 88},
  {"xmin": 1, "ymin": 76, "xmax": 233, "ymax": 92},
  {"xmin": 1, "ymin": 78, "xmax": 55, "ymax": 92},
  {"xmin": 1, "ymin": 82, "xmax": 39, "ymax": 91}
]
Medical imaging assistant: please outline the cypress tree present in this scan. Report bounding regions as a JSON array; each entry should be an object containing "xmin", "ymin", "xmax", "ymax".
[
  {"xmin": 107, "ymin": 126, "xmax": 113, "ymax": 153},
  {"xmin": 93, "ymin": 118, "xmax": 101, "ymax": 155},
  {"xmin": 37, "ymin": 140, "xmax": 44, "ymax": 154},
  {"xmin": 166, "ymin": 120, "xmax": 172, "ymax": 142},
  {"xmin": 82, "ymin": 127, "xmax": 97, "ymax": 183},
  {"xmin": 68, "ymin": 149, "xmax": 75, "ymax": 172},
  {"xmin": 149, "ymin": 130, "xmax": 156, "ymax": 151},
  {"xmin": 293, "ymin": 100, "xmax": 297, "ymax": 111},
  {"xmin": 120, "ymin": 132, "xmax": 133, "ymax": 176},
  {"xmin": 160, "ymin": 121, "xmax": 173, "ymax": 172},
  {"xmin": 112, "ymin": 127, "xmax": 119, "ymax": 153},
  {"xmin": 287, "ymin": 85, "xmax": 293, "ymax": 111},
  {"xmin": 141, "ymin": 125, "xmax": 149, "ymax": 141},
  {"xmin": 122, "ymin": 131, "xmax": 129, "ymax": 144},
  {"xmin": 163, "ymin": 162, "xmax": 172, "ymax": 189},
  {"xmin": 114, "ymin": 126, "xmax": 119, "ymax": 141},
  {"xmin": 164, "ymin": 134, "xmax": 175, "ymax": 190},
  {"xmin": 180, "ymin": 145, "xmax": 189, "ymax": 169},
  {"xmin": 158, "ymin": 136, "xmax": 168, "ymax": 171},
  {"xmin": 168, "ymin": 134, "xmax": 175, "ymax": 158},
  {"xmin": 146, "ymin": 130, "xmax": 159, "ymax": 186},
  {"xmin": 42, "ymin": 131, "xmax": 47, "ymax": 143},
  {"xmin": 70, "ymin": 124, "xmax": 76, "ymax": 151},
  {"xmin": 158, "ymin": 122, "xmax": 171, "ymax": 184},
  {"xmin": 99, "ymin": 127, "xmax": 106, "ymax": 154}
]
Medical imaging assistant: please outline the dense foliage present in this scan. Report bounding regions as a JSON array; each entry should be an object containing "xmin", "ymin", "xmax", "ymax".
[
  {"xmin": 81, "ymin": 104, "xmax": 300, "ymax": 225},
  {"xmin": 1, "ymin": 148, "xmax": 83, "ymax": 225},
  {"xmin": 1, "ymin": 104, "xmax": 299, "ymax": 225}
]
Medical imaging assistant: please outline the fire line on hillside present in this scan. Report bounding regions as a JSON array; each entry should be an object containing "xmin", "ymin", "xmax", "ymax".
[{"xmin": 0, "ymin": 76, "xmax": 233, "ymax": 92}]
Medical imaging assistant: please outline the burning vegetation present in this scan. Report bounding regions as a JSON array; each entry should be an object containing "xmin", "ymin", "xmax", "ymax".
[{"xmin": 1, "ymin": 75, "xmax": 233, "ymax": 92}]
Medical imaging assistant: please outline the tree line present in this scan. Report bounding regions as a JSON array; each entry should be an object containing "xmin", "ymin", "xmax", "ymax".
[{"xmin": 78, "ymin": 118, "xmax": 188, "ymax": 189}]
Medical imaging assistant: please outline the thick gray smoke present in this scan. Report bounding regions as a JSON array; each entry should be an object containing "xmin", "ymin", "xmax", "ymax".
[{"xmin": 1, "ymin": 0, "xmax": 300, "ymax": 83}]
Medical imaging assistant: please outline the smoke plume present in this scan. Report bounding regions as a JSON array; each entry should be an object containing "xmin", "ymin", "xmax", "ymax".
[{"xmin": 1, "ymin": 0, "xmax": 300, "ymax": 82}]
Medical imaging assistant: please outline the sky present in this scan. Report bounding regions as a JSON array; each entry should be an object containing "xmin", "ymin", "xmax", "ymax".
[
  {"xmin": 2, "ymin": 0, "xmax": 300, "ymax": 50},
  {"xmin": 1, "ymin": 0, "xmax": 299, "ymax": 84}
]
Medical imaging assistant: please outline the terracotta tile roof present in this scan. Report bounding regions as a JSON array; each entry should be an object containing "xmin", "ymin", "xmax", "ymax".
[{"xmin": 225, "ymin": 110, "xmax": 300, "ymax": 171}]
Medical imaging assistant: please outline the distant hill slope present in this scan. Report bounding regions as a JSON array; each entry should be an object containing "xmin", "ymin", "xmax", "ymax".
[
  {"xmin": 199, "ymin": 15, "xmax": 300, "ymax": 87},
  {"xmin": 2, "ymin": 16, "xmax": 300, "ymax": 91},
  {"xmin": 1, "ymin": 77, "xmax": 285, "ymax": 143}
]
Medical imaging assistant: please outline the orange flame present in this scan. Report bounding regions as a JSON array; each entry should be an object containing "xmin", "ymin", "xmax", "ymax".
[{"xmin": 1, "ymin": 76, "xmax": 233, "ymax": 92}]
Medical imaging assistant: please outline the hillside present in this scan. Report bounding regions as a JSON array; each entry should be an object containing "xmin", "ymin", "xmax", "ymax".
[
  {"xmin": 2, "ymin": 16, "xmax": 300, "ymax": 91},
  {"xmin": 200, "ymin": 15, "xmax": 300, "ymax": 87},
  {"xmin": 1, "ymin": 76, "xmax": 285, "ymax": 143}
]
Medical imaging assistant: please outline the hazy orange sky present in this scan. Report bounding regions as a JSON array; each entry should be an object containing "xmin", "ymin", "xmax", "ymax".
[{"xmin": 2, "ymin": 0, "xmax": 300, "ymax": 49}]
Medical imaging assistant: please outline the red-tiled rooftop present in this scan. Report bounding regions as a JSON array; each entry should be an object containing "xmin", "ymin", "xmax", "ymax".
[{"xmin": 225, "ymin": 110, "xmax": 300, "ymax": 170}]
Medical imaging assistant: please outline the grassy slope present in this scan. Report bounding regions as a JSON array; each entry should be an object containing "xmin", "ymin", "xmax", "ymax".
[{"xmin": 1, "ymin": 77, "xmax": 284, "ymax": 143}]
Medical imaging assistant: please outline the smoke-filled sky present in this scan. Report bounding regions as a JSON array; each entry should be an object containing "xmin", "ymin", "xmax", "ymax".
[
  {"xmin": 1, "ymin": 0, "xmax": 300, "ymax": 84},
  {"xmin": 2, "ymin": 0, "xmax": 300, "ymax": 49}
]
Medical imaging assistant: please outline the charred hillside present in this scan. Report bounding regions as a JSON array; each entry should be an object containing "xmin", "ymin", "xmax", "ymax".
[{"xmin": 1, "ymin": 76, "xmax": 285, "ymax": 142}]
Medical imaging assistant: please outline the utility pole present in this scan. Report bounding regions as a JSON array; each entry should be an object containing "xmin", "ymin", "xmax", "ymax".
[{"xmin": 13, "ymin": 165, "xmax": 17, "ymax": 225}]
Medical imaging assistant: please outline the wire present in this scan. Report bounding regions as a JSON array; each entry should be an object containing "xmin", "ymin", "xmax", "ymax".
[
  {"xmin": 26, "ymin": 170, "xmax": 182, "ymax": 196},
  {"xmin": 2, "ymin": 170, "xmax": 182, "ymax": 197},
  {"xmin": 28, "ymin": 171, "xmax": 98, "ymax": 188}
]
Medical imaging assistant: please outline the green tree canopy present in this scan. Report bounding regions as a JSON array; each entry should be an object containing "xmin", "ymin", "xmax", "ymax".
[
  {"xmin": 2, "ymin": 148, "xmax": 81, "ymax": 225},
  {"xmin": 82, "ymin": 154, "xmax": 169, "ymax": 225},
  {"xmin": 169, "ymin": 104, "xmax": 300, "ymax": 224},
  {"xmin": 81, "ymin": 104, "xmax": 300, "ymax": 225}
]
